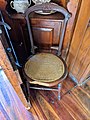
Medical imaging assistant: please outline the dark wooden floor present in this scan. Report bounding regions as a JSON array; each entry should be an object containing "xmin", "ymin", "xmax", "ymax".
[{"xmin": 29, "ymin": 78, "xmax": 90, "ymax": 120}]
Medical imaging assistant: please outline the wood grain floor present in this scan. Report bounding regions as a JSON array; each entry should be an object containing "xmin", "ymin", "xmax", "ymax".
[{"xmin": 29, "ymin": 78, "xmax": 90, "ymax": 120}]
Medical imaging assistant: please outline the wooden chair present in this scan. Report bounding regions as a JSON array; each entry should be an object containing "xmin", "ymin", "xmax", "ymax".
[{"xmin": 23, "ymin": 2, "xmax": 71, "ymax": 103}]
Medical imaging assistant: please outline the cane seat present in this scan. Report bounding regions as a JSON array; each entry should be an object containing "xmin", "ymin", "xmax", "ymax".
[{"xmin": 24, "ymin": 53, "xmax": 65, "ymax": 83}]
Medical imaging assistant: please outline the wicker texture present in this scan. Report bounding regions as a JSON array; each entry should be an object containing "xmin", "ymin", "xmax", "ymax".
[{"xmin": 24, "ymin": 53, "xmax": 65, "ymax": 82}]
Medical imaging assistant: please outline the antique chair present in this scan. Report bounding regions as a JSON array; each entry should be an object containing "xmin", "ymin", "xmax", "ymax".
[{"xmin": 23, "ymin": 2, "xmax": 71, "ymax": 102}]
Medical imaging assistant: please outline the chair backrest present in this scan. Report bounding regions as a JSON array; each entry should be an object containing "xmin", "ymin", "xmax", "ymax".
[{"xmin": 24, "ymin": 2, "xmax": 71, "ymax": 56}]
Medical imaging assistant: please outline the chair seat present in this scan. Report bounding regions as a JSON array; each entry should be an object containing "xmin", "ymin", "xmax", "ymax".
[{"xmin": 24, "ymin": 53, "xmax": 65, "ymax": 83}]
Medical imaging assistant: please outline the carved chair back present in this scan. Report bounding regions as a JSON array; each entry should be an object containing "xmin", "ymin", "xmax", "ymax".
[{"xmin": 24, "ymin": 2, "xmax": 71, "ymax": 56}]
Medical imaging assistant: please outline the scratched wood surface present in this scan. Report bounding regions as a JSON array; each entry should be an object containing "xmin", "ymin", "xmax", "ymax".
[{"xmin": 29, "ymin": 78, "xmax": 90, "ymax": 120}]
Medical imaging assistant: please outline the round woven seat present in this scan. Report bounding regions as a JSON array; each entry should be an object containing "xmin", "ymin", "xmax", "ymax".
[{"xmin": 24, "ymin": 53, "xmax": 65, "ymax": 83}]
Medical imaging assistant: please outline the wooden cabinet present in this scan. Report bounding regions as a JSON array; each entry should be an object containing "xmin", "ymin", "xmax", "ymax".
[
  {"xmin": 4, "ymin": 11, "xmax": 65, "ymax": 64},
  {"xmin": 3, "ymin": 0, "xmax": 80, "ymax": 65}
]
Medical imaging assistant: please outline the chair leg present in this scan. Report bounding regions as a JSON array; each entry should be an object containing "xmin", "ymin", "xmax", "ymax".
[
  {"xmin": 58, "ymin": 83, "xmax": 62, "ymax": 100},
  {"xmin": 26, "ymin": 81, "xmax": 31, "ymax": 107}
]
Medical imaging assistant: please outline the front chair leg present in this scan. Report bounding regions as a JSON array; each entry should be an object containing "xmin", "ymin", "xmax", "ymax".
[
  {"xmin": 58, "ymin": 83, "xmax": 62, "ymax": 100},
  {"xmin": 26, "ymin": 81, "xmax": 31, "ymax": 107}
]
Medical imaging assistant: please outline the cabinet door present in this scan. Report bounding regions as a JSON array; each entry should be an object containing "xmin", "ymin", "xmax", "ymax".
[
  {"xmin": 31, "ymin": 20, "xmax": 62, "ymax": 48},
  {"xmin": 30, "ymin": 12, "xmax": 64, "ymax": 49}
]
